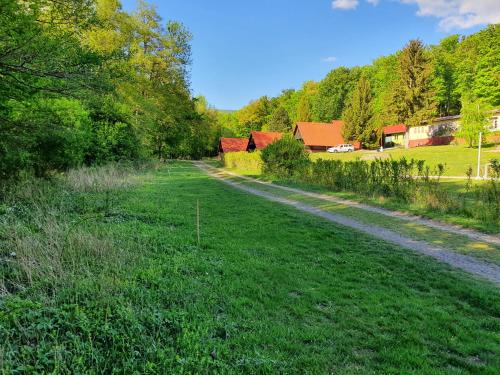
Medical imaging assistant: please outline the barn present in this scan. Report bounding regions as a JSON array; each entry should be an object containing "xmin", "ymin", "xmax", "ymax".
[
  {"xmin": 247, "ymin": 131, "xmax": 283, "ymax": 151},
  {"xmin": 218, "ymin": 137, "xmax": 248, "ymax": 154}
]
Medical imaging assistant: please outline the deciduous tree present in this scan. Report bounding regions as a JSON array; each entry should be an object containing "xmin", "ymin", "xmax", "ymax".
[
  {"xmin": 456, "ymin": 98, "xmax": 490, "ymax": 148},
  {"xmin": 312, "ymin": 67, "xmax": 361, "ymax": 122}
]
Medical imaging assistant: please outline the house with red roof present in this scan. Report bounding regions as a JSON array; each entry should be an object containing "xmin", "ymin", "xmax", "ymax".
[
  {"xmin": 218, "ymin": 138, "xmax": 248, "ymax": 154},
  {"xmin": 382, "ymin": 124, "xmax": 407, "ymax": 147},
  {"xmin": 293, "ymin": 121, "xmax": 361, "ymax": 152},
  {"xmin": 247, "ymin": 131, "xmax": 283, "ymax": 151}
]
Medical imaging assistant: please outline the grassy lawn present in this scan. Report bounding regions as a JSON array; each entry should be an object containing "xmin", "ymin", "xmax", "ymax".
[
  {"xmin": 1, "ymin": 162, "xmax": 499, "ymax": 373},
  {"xmin": 221, "ymin": 173, "xmax": 500, "ymax": 264},
  {"xmin": 219, "ymin": 157, "xmax": 498, "ymax": 233},
  {"xmin": 217, "ymin": 149, "xmax": 499, "ymax": 233},
  {"xmin": 310, "ymin": 144, "xmax": 500, "ymax": 177},
  {"xmin": 268, "ymin": 178, "xmax": 499, "ymax": 234}
]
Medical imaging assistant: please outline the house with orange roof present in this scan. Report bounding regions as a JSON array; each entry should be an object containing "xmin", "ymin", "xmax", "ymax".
[
  {"xmin": 293, "ymin": 120, "xmax": 361, "ymax": 152},
  {"xmin": 218, "ymin": 137, "xmax": 248, "ymax": 154},
  {"xmin": 247, "ymin": 131, "xmax": 283, "ymax": 151}
]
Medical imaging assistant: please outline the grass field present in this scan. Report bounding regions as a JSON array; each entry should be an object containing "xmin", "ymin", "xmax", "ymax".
[
  {"xmin": 219, "ymin": 143, "xmax": 500, "ymax": 233},
  {"xmin": 1, "ymin": 162, "xmax": 499, "ymax": 373},
  {"xmin": 217, "ymin": 171, "xmax": 500, "ymax": 264},
  {"xmin": 268, "ymin": 178, "xmax": 498, "ymax": 234},
  {"xmin": 310, "ymin": 144, "xmax": 500, "ymax": 177}
]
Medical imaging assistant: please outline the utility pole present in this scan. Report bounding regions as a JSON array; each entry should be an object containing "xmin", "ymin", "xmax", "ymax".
[{"xmin": 476, "ymin": 132, "xmax": 482, "ymax": 180}]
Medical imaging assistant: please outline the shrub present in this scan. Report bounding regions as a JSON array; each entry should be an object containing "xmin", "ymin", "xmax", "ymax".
[
  {"xmin": 307, "ymin": 157, "xmax": 437, "ymax": 201},
  {"xmin": 472, "ymin": 159, "xmax": 499, "ymax": 224},
  {"xmin": 277, "ymin": 154, "xmax": 497, "ymax": 227},
  {"xmin": 222, "ymin": 151, "xmax": 262, "ymax": 175},
  {"xmin": 261, "ymin": 136, "xmax": 310, "ymax": 178}
]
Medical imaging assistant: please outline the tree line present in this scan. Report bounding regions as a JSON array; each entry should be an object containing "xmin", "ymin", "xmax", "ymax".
[
  {"xmin": 0, "ymin": 0, "xmax": 221, "ymax": 182},
  {"xmin": 218, "ymin": 25, "xmax": 499, "ymax": 148},
  {"xmin": 1, "ymin": 1, "xmax": 497, "ymax": 183}
]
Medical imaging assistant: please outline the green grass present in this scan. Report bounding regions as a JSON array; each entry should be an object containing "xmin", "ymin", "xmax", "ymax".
[
  {"xmin": 1, "ymin": 162, "xmax": 499, "ymax": 373},
  {"xmin": 221, "ymin": 174, "xmax": 500, "ymax": 264},
  {"xmin": 310, "ymin": 144, "xmax": 500, "ymax": 177},
  {"xmin": 266, "ymin": 177, "xmax": 499, "ymax": 234},
  {"xmin": 218, "ymin": 147, "xmax": 499, "ymax": 233}
]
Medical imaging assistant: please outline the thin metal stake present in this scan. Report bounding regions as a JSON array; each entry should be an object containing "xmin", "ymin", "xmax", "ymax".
[
  {"xmin": 476, "ymin": 131, "xmax": 482, "ymax": 180},
  {"xmin": 196, "ymin": 199, "xmax": 200, "ymax": 246}
]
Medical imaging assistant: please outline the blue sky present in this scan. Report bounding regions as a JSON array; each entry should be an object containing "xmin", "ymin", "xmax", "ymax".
[{"xmin": 120, "ymin": 0, "xmax": 495, "ymax": 110}]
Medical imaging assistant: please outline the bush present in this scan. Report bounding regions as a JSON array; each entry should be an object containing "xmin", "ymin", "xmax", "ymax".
[
  {"xmin": 276, "ymin": 154, "xmax": 498, "ymax": 227},
  {"xmin": 1, "ymin": 98, "xmax": 93, "ymax": 179},
  {"xmin": 307, "ymin": 157, "xmax": 443, "ymax": 202},
  {"xmin": 261, "ymin": 136, "xmax": 310, "ymax": 178},
  {"xmin": 222, "ymin": 151, "xmax": 262, "ymax": 174},
  {"xmin": 472, "ymin": 159, "xmax": 499, "ymax": 224}
]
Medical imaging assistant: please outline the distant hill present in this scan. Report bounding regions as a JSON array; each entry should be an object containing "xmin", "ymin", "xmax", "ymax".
[{"xmin": 217, "ymin": 109, "xmax": 236, "ymax": 114}]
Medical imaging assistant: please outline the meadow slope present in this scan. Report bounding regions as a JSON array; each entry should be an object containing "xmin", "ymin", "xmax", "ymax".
[{"xmin": 0, "ymin": 162, "xmax": 499, "ymax": 373}]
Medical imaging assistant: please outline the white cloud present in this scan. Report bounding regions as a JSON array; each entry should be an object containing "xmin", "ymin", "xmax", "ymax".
[
  {"xmin": 323, "ymin": 56, "xmax": 338, "ymax": 63},
  {"xmin": 401, "ymin": 0, "xmax": 500, "ymax": 30},
  {"xmin": 331, "ymin": 0, "xmax": 359, "ymax": 10},
  {"xmin": 331, "ymin": 0, "xmax": 380, "ymax": 10},
  {"xmin": 331, "ymin": 0, "xmax": 500, "ymax": 30}
]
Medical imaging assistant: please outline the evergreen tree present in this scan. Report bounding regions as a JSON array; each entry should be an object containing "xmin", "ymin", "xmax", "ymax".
[
  {"xmin": 268, "ymin": 107, "xmax": 292, "ymax": 132},
  {"xmin": 342, "ymin": 74, "xmax": 375, "ymax": 147},
  {"xmin": 390, "ymin": 39, "xmax": 436, "ymax": 126}
]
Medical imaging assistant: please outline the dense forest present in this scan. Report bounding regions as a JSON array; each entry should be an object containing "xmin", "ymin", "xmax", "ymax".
[
  {"xmin": 0, "ymin": 0, "xmax": 220, "ymax": 182},
  {"xmin": 1, "ymin": 1, "xmax": 498, "ymax": 181},
  {"xmin": 219, "ymin": 25, "xmax": 499, "ymax": 148}
]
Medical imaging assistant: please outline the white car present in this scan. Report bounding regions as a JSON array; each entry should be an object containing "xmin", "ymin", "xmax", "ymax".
[{"xmin": 327, "ymin": 144, "xmax": 355, "ymax": 153}]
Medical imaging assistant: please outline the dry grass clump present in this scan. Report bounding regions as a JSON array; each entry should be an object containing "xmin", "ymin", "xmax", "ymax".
[
  {"xmin": 0, "ymin": 201, "xmax": 133, "ymax": 295},
  {"xmin": 3, "ymin": 219, "xmax": 114, "ymax": 288},
  {"xmin": 0, "ymin": 162, "xmax": 150, "ymax": 295},
  {"xmin": 64, "ymin": 161, "xmax": 163, "ymax": 193},
  {"xmin": 65, "ymin": 164, "xmax": 134, "ymax": 193}
]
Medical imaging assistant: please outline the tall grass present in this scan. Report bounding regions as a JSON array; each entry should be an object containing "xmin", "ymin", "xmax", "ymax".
[
  {"xmin": 0, "ymin": 162, "xmax": 154, "ymax": 296},
  {"xmin": 307, "ymin": 158, "xmax": 444, "ymax": 201}
]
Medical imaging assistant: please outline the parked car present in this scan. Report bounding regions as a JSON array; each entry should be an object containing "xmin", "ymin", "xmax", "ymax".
[{"xmin": 327, "ymin": 144, "xmax": 355, "ymax": 153}]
